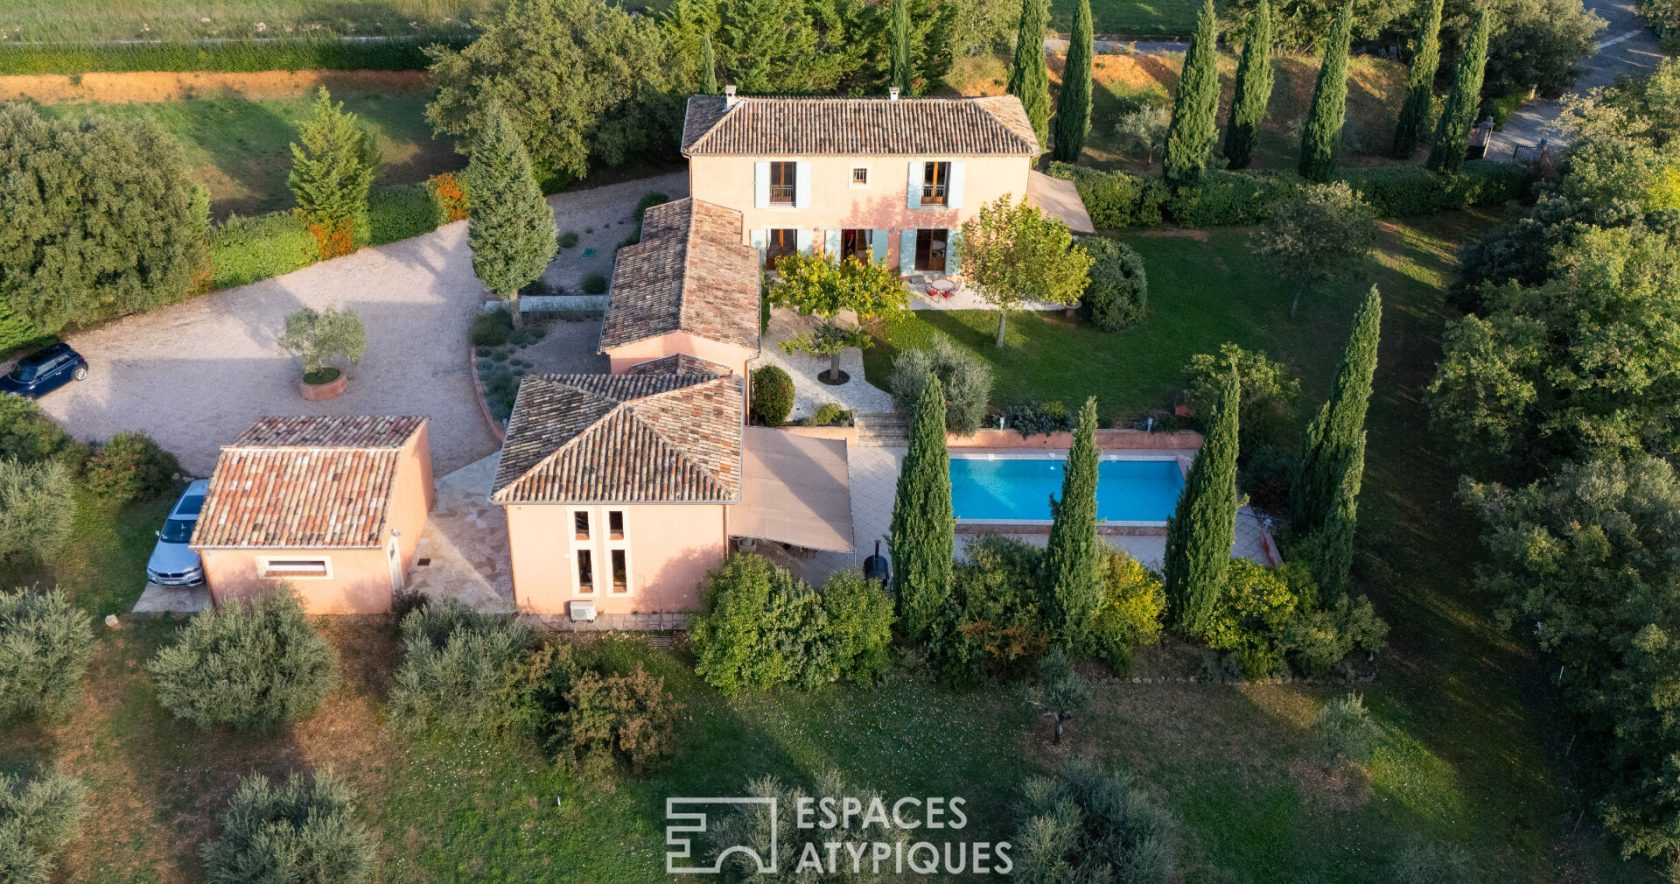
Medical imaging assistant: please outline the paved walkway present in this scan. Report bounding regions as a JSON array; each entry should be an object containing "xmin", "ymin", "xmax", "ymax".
[
  {"xmin": 407, "ymin": 454, "xmax": 515, "ymax": 613},
  {"xmin": 35, "ymin": 173, "xmax": 686, "ymax": 477},
  {"xmin": 1493, "ymin": 0, "xmax": 1666, "ymax": 156},
  {"xmin": 755, "ymin": 310, "xmax": 895, "ymax": 421}
]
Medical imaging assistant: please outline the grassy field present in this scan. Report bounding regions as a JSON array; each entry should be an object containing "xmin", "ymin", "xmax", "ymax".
[
  {"xmin": 1, "ymin": 211, "xmax": 1649, "ymax": 880},
  {"xmin": 43, "ymin": 90, "xmax": 458, "ymax": 219},
  {"xmin": 4, "ymin": 1, "xmax": 496, "ymax": 44},
  {"xmin": 1049, "ymin": 0, "xmax": 1224, "ymax": 35}
]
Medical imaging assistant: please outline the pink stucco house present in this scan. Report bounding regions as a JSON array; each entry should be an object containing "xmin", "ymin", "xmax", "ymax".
[
  {"xmin": 493, "ymin": 198, "xmax": 852, "ymax": 622},
  {"xmin": 191, "ymin": 415, "xmax": 435, "ymax": 614},
  {"xmin": 681, "ymin": 90, "xmax": 1043, "ymax": 274}
]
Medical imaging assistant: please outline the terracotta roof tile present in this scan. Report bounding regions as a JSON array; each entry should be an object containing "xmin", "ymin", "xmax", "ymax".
[
  {"xmin": 491, "ymin": 373, "xmax": 744, "ymax": 504},
  {"xmin": 192, "ymin": 416, "xmax": 425, "ymax": 549},
  {"xmin": 681, "ymin": 94, "xmax": 1041, "ymax": 156},
  {"xmin": 598, "ymin": 198, "xmax": 761, "ymax": 352}
]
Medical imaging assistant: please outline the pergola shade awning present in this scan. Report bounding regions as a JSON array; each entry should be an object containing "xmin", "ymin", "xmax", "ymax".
[{"xmin": 733, "ymin": 427, "xmax": 854, "ymax": 553}]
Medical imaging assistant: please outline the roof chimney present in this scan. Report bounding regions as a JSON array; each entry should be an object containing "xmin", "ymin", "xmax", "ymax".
[
  {"xmin": 889, "ymin": 86, "xmax": 901, "ymax": 101},
  {"xmin": 724, "ymin": 84, "xmax": 738, "ymax": 109}
]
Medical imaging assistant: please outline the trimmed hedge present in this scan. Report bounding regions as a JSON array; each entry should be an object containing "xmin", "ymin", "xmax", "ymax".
[
  {"xmin": 208, "ymin": 213, "xmax": 317, "ymax": 290},
  {"xmin": 750, "ymin": 365, "xmax": 795, "ymax": 427},
  {"xmin": 0, "ymin": 37, "xmax": 464, "ymax": 75},
  {"xmin": 1057, "ymin": 161, "xmax": 1532, "ymax": 231}
]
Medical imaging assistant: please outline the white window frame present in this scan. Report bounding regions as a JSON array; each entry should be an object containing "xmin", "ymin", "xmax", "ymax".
[
  {"xmin": 257, "ymin": 556, "xmax": 333, "ymax": 581},
  {"xmin": 850, "ymin": 165, "xmax": 871, "ymax": 188},
  {"xmin": 569, "ymin": 507, "xmax": 596, "ymax": 596},
  {"xmin": 606, "ymin": 509, "xmax": 632, "ymax": 594},
  {"xmin": 569, "ymin": 507, "xmax": 632, "ymax": 596}
]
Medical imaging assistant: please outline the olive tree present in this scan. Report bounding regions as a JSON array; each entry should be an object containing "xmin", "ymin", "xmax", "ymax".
[{"xmin": 1250, "ymin": 181, "xmax": 1377, "ymax": 316}]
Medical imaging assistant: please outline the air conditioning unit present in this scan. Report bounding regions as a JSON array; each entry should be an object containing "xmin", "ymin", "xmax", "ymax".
[{"xmin": 569, "ymin": 599, "xmax": 597, "ymax": 622}]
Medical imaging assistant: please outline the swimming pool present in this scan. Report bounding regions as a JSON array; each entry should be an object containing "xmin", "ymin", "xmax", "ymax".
[{"xmin": 949, "ymin": 455, "xmax": 1185, "ymax": 525}]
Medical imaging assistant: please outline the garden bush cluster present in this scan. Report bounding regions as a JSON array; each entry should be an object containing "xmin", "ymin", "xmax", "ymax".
[
  {"xmin": 389, "ymin": 601, "xmax": 531, "ymax": 735},
  {"xmin": 0, "ymin": 768, "xmax": 88, "ymax": 884},
  {"xmin": 1201, "ymin": 560, "xmax": 1388, "ymax": 679},
  {"xmin": 0, "ymin": 587, "xmax": 95, "ymax": 723},
  {"xmin": 1053, "ymin": 163, "xmax": 1530, "ymax": 231},
  {"xmin": 688, "ymin": 554, "xmax": 894, "ymax": 694},
  {"xmin": 501, "ymin": 640, "xmax": 682, "ymax": 775},
  {"xmin": 1015, "ymin": 759, "xmax": 1179, "ymax": 881},
  {"xmin": 200, "ymin": 770, "xmax": 376, "ymax": 884},
  {"xmin": 749, "ymin": 365, "xmax": 795, "ymax": 427},
  {"xmin": 888, "ymin": 335, "xmax": 993, "ymax": 435},
  {"xmin": 1079, "ymin": 237, "xmax": 1149, "ymax": 331},
  {"xmin": 81, "ymin": 432, "xmax": 180, "ymax": 505}
]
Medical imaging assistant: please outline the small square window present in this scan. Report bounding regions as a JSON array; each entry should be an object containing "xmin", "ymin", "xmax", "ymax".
[{"xmin": 851, "ymin": 167, "xmax": 869, "ymax": 185}]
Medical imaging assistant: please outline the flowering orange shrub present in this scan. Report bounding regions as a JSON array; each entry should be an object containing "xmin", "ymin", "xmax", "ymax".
[
  {"xmin": 307, "ymin": 221, "xmax": 357, "ymax": 259},
  {"xmin": 427, "ymin": 172, "xmax": 470, "ymax": 222}
]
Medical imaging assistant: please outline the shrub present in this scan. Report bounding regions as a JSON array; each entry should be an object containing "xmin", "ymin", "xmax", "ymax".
[
  {"xmin": 368, "ymin": 183, "xmax": 439, "ymax": 245},
  {"xmin": 0, "ymin": 769, "xmax": 87, "ymax": 884},
  {"xmin": 1016, "ymin": 759, "xmax": 1179, "ymax": 882},
  {"xmin": 0, "ymin": 588, "xmax": 95, "ymax": 722},
  {"xmin": 389, "ymin": 602, "xmax": 529, "ymax": 734},
  {"xmin": 1079, "ymin": 237, "xmax": 1149, "ymax": 331},
  {"xmin": 749, "ymin": 365, "xmax": 795, "ymax": 427},
  {"xmin": 0, "ymin": 301, "xmax": 45, "ymax": 365},
  {"xmin": 1239, "ymin": 444, "xmax": 1297, "ymax": 514},
  {"xmin": 1311, "ymin": 693, "xmax": 1378, "ymax": 768},
  {"xmin": 502, "ymin": 641, "xmax": 681, "ymax": 774},
  {"xmin": 1339, "ymin": 162, "xmax": 1530, "ymax": 217},
  {"xmin": 558, "ymin": 230, "xmax": 580, "ymax": 249},
  {"xmin": 1280, "ymin": 593, "xmax": 1388, "ymax": 678},
  {"xmin": 1167, "ymin": 170, "xmax": 1301, "ymax": 227},
  {"xmin": 279, "ymin": 306, "xmax": 366, "ymax": 382},
  {"xmin": 208, "ymin": 212, "xmax": 318, "ymax": 290},
  {"xmin": 82, "ymin": 432, "xmax": 178, "ymax": 504},
  {"xmin": 0, "ymin": 460, "xmax": 74, "ymax": 566},
  {"xmin": 712, "ymin": 769, "xmax": 908, "ymax": 878},
  {"xmin": 818, "ymin": 571, "xmax": 895, "ymax": 685},
  {"xmin": 1000, "ymin": 401, "xmax": 1076, "ymax": 437},
  {"xmin": 932, "ymin": 535, "xmax": 1050, "ymax": 682},
  {"xmin": 1202, "ymin": 559, "xmax": 1302, "ymax": 679},
  {"xmin": 471, "ymin": 308, "xmax": 515, "ymax": 347},
  {"xmin": 581, "ymin": 273, "xmax": 610, "ymax": 295},
  {"xmin": 1026, "ymin": 648, "xmax": 1092, "ymax": 744},
  {"xmin": 426, "ymin": 172, "xmax": 471, "ymax": 223},
  {"xmin": 1068, "ymin": 168, "xmax": 1169, "ymax": 230},
  {"xmin": 1386, "ymin": 837, "xmax": 1473, "ymax": 884},
  {"xmin": 200, "ymin": 770, "xmax": 375, "ymax": 884},
  {"xmin": 888, "ymin": 335, "xmax": 993, "ymax": 435},
  {"xmin": 809, "ymin": 402, "xmax": 852, "ymax": 426},
  {"xmin": 148, "ymin": 589, "xmax": 338, "ymax": 731},
  {"xmin": 1090, "ymin": 548, "xmax": 1166, "ymax": 671},
  {"xmin": 0, "ymin": 398, "xmax": 74, "ymax": 467},
  {"xmin": 1183, "ymin": 343, "xmax": 1303, "ymax": 454}
]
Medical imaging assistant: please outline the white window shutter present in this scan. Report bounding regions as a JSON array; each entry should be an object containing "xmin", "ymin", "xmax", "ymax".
[
  {"xmin": 825, "ymin": 229, "xmax": 842, "ymax": 261},
  {"xmin": 906, "ymin": 161, "xmax": 923, "ymax": 209},
  {"xmin": 899, "ymin": 229, "xmax": 917, "ymax": 275},
  {"xmin": 754, "ymin": 162, "xmax": 770, "ymax": 209},
  {"xmin": 796, "ymin": 228, "xmax": 814, "ymax": 255},
  {"xmin": 750, "ymin": 228, "xmax": 767, "ymax": 257},
  {"xmin": 946, "ymin": 228, "xmax": 963, "ymax": 275},
  {"xmin": 795, "ymin": 162, "xmax": 812, "ymax": 209},
  {"xmin": 948, "ymin": 162, "xmax": 966, "ymax": 209},
  {"xmin": 871, "ymin": 229, "xmax": 889, "ymax": 263}
]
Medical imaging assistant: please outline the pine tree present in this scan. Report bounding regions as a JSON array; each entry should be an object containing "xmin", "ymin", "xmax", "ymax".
[
  {"xmin": 1221, "ymin": 0, "xmax": 1273, "ymax": 170},
  {"xmin": 1297, "ymin": 0, "xmax": 1353, "ymax": 181},
  {"xmin": 288, "ymin": 87, "xmax": 377, "ymax": 258},
  {"xmin": 1043, "ymin": 397, "xmax": 1103, "ymax": 650},
  {"xmin": 890, "ymin": 374, "xmax": 955, "ymax": 642},
  {"xmin": 1051, "ymin": 0, "xmax": 1094, "ymax": 163},
  {"xmin": 1164, "ymin": 369, "xmax": 1239, "ymax": 639},
  {"xmin": 465, "ymin": 102, "xmax": 558, "ymax": 322},
  {"xmin": 1163, "ymin": 0, "xmax": 1220, "ymax": 187},
  {"xmin": 1426, "ymin": 5, "xmax": 1491, "ymax": 173},
  {"xmin": 890, "ymin": 0, "xmax": 913, "ymax": 95},
  {"xmin": 1292, "ymin": 287, "xmax": 1381, "ymax": 594},
  {"xmin": 700, "ymin": 32, "xmax": 720, "ymax": 94},
  {"xmin": 1006, "ymin": 0, "xmax": 1053, "ymax": 145},
  {"xmin": 1390, "ymin": 0, "xmax": 1444, "ymax": 158}
]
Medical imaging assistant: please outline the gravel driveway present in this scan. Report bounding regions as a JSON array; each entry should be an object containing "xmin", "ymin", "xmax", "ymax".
[{"xmin": 38, "ymin": 171, "xmax": 688, "ymax": 476}]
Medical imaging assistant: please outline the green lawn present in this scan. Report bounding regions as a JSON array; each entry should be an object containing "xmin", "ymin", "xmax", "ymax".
[
  {"xmin": 43, "ymin": 91, "xmax": 458, "ymax": 219},
  {"xmin": 1049, "ymin": 0, "xmax": 1225, "ymax": 36}
]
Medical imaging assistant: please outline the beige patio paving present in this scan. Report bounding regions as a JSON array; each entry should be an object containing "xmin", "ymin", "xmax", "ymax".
[{"xmin": 406, "ymin": 454, "xmax": 515, "ymax": 613}]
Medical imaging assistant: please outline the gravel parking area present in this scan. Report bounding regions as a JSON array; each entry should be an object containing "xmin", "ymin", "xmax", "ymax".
[{"xmin": 36, "ymin": 172, "xmax": 687, "ymax": 476}]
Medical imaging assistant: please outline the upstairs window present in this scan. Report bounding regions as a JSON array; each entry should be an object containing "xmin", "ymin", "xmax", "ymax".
[
  {"xmin": 608, "ymin": 510, "xmax": 626, "ymax": 540},
  {"xmin": 769, "ymin": 161, "xmax": 797, "ymax": 206},
  {"xmin": 573, "ymin": 510, "xmax": 591, "ymax": 541},
  {"xmin": 921, "ymin": 161, "xmax": 950, "ymax": 206},
  {"xmin": 851, "ymin": 167, "xmax": 869, "ymax": 186}
]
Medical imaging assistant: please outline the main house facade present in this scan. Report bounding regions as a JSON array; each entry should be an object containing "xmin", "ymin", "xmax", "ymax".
[{"xmin": 682, "ymin": 90, "xmax": 1041, "ymax": 275}]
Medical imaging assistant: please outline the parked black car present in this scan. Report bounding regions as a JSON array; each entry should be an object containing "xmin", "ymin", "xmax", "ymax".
[{"xmin": 0, "ymin": 343, "xmax": 89, "ymax": 399}]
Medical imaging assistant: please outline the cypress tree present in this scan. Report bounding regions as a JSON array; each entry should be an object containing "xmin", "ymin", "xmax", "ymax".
[
  {"xmin": 1297, "ymin": 0, "xmax": 1353, "ymax": 181},
  {"xmin": 465, "ymin": 102, "xmax": 558, "ymax": 322},
  {"xmin": 288, "ymin": 87, "xmax": 377, "ymax": 258},
  {"xmin": 1390, "ymin": 0, "xmax": 1444, "ymax": 158},
  {"xmin": 700, "ymin": 32, "xmax": 720, "ymax": 94},
  {"xmin": 890, "ymin": 374, "xmax": 955, "ymax": 642},
  {"xmin": 1163, "ymin": 0, "xmax": 1220, "ymax": 187},
  {"xmin": 1042, "ymin": 397, "xmax": 1103, "ymax": 650},
  {"xmin": 1164, "ymin": 369, "xmax": 1240, "ymax": 639},
  {"xmin": 890, "ymin": 0, "xmax": 913, "ymax": 96},
  {"xmin": 1007, "ymin": 0, "xmax": 1053, "ymax": 146},
  {"xmin": 1292, "ymin": 287, "xmax": 1381, "ymax": 595},
  {"xmin": 1426, "ymin": 6, "xmax": 1491, "ymax": 173},
  {"xmin": 1221, "ymin": 0, "xmax": 1273, "ymax": 170},
  {"xmin": 1051, "ymin": 0, "xmax": 1094, "ymax": 163}
]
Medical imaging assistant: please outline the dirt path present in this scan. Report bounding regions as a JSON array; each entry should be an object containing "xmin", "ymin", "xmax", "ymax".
[{"xmin": 0, "ymin": 69, "xmax": 431, "ymax": 105}]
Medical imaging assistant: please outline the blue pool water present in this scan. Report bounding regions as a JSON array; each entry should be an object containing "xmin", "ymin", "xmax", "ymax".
[{"xmin": 949, "ymin": 457, "xmax": 1185, "ymax": 523}]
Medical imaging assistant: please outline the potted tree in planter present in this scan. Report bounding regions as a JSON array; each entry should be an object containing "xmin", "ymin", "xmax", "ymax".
[{"xmin": 279, "ymin": 306, "xmax": 366, "ymax": 401}]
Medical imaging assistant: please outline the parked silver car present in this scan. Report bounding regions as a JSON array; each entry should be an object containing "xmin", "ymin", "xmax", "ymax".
[{"xmin": 146, "ymin": 479, "xmax": 210, "ymax": 587}]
